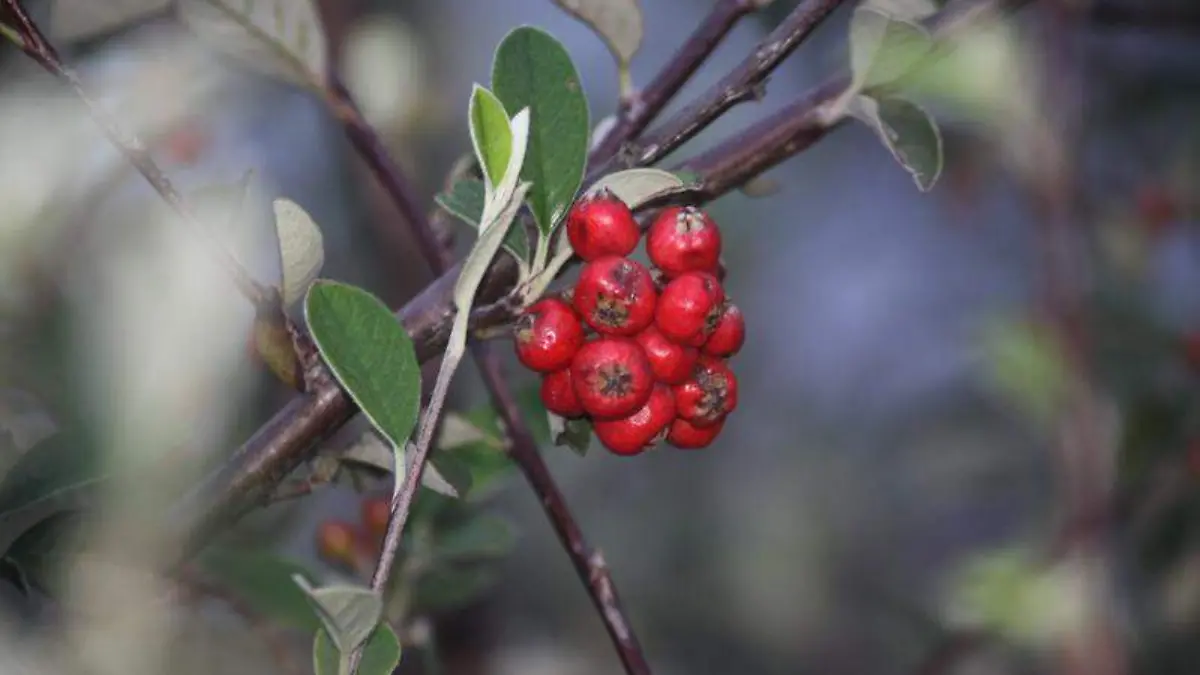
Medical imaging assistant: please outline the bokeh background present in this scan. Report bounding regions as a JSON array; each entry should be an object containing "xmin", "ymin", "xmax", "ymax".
[{"xmin": 1, "ymin": 1, "xmax": 1199, "ymax": 675}]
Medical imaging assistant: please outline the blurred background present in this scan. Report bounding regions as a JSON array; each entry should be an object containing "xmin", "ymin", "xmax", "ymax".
[{"xmin": 0, "ymin": 1, "xmax": 1199, "ymax": 674}]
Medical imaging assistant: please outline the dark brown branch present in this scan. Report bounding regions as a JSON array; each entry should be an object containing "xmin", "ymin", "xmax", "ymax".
[
  {"xmin": 0, "ymin": 0, "xmax": 268, "ymax": 306},
  {"xmin": 628, "ymin": 0, "xmax": 850, "ymax": 168},
  {"xmin": 175, "ymin": 0, "xmax": 1033, "ymax": 562},
  {"xmin": 589, "ymin": 0, "xmax": 760, "ymax": 162}
]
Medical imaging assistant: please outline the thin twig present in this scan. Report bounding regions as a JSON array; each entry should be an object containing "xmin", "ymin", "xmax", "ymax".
[
  {"xmin": 0, "ymin": 0, "xmax": 268, "ymax": 306},
  {"xmin": 628, "ymin": 0, "xmax": 849, "ymax": 168},
  {"xmin": 589, "ymin": 0, "xmax": 761, "ymax": 163}
]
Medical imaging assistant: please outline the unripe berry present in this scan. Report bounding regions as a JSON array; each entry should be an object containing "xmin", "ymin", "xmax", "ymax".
[
  {"xmin": 673, "ymin": 356, "xmax": 738, "ymax": 427},
  {"xmin": 656, "ymin": 271, "xmax": 725, "ymax": 347},
  {"xmin": 361, "ymin": 496, "xmax": 391, "ymax": 540},
  {"xmin": 541, "ymin": 368, "xmax": 585, "ymax": 418},
  {"xmin": 702, "ymin": 302, "xmax": 745, "ymax": 357},
  {"xmin": 646, "ymin": 206, "xmax": 722, "ymax": 278},
  {"xmin": 570, "ymin": 337, "xmax": 654, "ymax": 419},
  {"xmin": 573, "ymin": 256, "xmax": 657, "ymax": 336},
  {"xmin": 667, "ymin": 416, "xmax": 724, "ymax": 449},
  {"xmin": 635, "ymin": 325, "xmax": 699, "ymax": 385},
  {"xmin": 566, "ymin": 190, "xmax": 640, "ymax": 261},
  {"xmin": 514, "ymin": 298, "xmax": 585, "ymax": 373},
  {"xmin": 316, "ymin": 520, "xmax": 359, "ymax": 566},
  {"xmin": 594, "ymin": 384, "xmax": 675, "ymax": 456}
]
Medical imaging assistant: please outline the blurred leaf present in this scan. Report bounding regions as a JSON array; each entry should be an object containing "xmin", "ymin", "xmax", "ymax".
[
  {"xmin": 50, "ymin": 0, "xmax": 171, "ymax": 42},
  {"xmin": 198, "ymin": 549, "xmax": 321, "ymax": 632},
  {"xmin": 587, "ymin": 168, "xmax": 687, "ymax": 210},
  {"xmin": 0, "ymin": 432, "xmax": 103, "ymax": 523},
  {"xmin": 849, "ymin": 94, "xmax": 943, "ymax": 191},
  {"xmin": 305, "ymin": 281, "xmax": 421, "ymax": 494},
  {"xmin": 739, "ymin": 176, "xmax": 782, "ymax": 198},
  {"xmin": 979, "ymin": 318, "xmax": 1068, "ymax": 425},
  {"xmin": 438, "ymin": 414, "xmax": 495, "ymax": 451},
  {"xmin": 178, "ymin": 0, "xmax": 328, "ymax": 89},
  {"xmin": 414, "ymin": 565, "xmax": 500, "ymax": 613},
  {"xmin": 433, "ymin": 515, "xmax": 516, "ymax": 562},
  {"xmin": 293, "ymin": 576, "xmax": 382, "ymax": 653},
  {"xmin": 493, "ymin": 27, "xmax": 589, "ymax": 234},
  {"xmin": 426, "ymin": 450, "xmax": 472, "ymax": 499},
  {"xmin": 435, "ymin": 179, "xmax": 529, "ymax": 261},
  {"xmin": 274, "ymin": 199, "xmax": 325, "ymax": 308},
  {"xmin": 1, "ymin": 511, "xmax": 81, "ymax": 595},
  {"xmin": 0, "ymin": 389, "xmax": 57, "ymax": 455},
  {"xmin": 469, "ymin": 87, "xmax": 514, "ymax": 192},
  {"xmin": 313, "ymin": 624, "xmax": 401, "ymax": 675},
  {"xmin": 551, "ymin": 0, "xmax": 642, "ymax": 93},
  {"xmin": 549, "ymin": 414, "xmax": 591, "ymax": 456},
  {"xmin": 861, "ymin": 0, "xmax": 937, "ymax": 20},
  {"xmin": 849, "ymin": 7, "xmax": 934, "ymax": 91}
]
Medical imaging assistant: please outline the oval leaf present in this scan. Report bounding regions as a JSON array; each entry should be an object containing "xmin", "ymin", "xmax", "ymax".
[
  {"xmin": 293, "ymin": 577, "xmax": 382, "ymax": 653},
  {"xmin": 50, "ymin": 0, "xmax": 172, "ymax": 42},
  {"xmin": 274, "ymin": 199, "xmax": 325, "ymax": 308},
  {"xmin": 849, "ymin": 8, "xmax": 934, "ymax": 91},
  {"xmin": 585, "ymin": 168, "xmax": 686, "ymax": 210},
  {"xmin": 492, "ymin": 27, "xmax": 589, "ymax": 234},
  {"xmin": 551, "ymin": 0, "xmax": 643, "ymax": 77},
  {"xmin": 198, "ymin": 548, "xmax": 322, "ymax": 632},
  {"xmin": 178, "ymin": 0, "xmax": 328, "ymax": 89},
  {"xmin": 468, "ymin": 86, "xmax": 514, "ymax": 193},
  {"xmin": 313, "ymin": 624, "xmax": 401, "ymax": 675},
  {"xmin": 848, "ymin": 94, "xmax": 943, "ymax": 191}
]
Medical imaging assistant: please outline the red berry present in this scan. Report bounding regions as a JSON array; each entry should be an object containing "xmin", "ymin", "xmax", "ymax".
[
  {"xmin": 1183, "ymin": 331, "xmax": 1200, "ymax": 372},
  {"xmin": 667, "ymin": 416, "xmax": 724, "ymax": 449},
  {"xmin": 655, "ymin": 271, "xmax": 725, "ymax": 347},
  {"xmin": 514, "ymin": 298, "xmax": 585, "ymax": 372},
  {"xmin": 635, "ymin": 325, "xmax": 699, "ymax": 385},
  {"xmin": 570, "ymin": 337, "xmax": 654, "ymax": 419},
  {"xmin": 541, "ymin": 368, "xmax": 585, "ymax": 418},
  {"xmin": 702, "ymin": 302, "xmax": 745, "ymax": 357},
  {"xmin": 566, "ymin": 190, "xmax": 640, "ymax": 261},
  {"xmin": 594, "ymin": 384, "xmax": 676, "ymax": 456},
  {"xmin": 316, "ymin": 520, "xmax": 359, "ymax": 565},
  {"xmin": 646, "ymin": 206, "xmax": 722, "ymax": 278},
  {"xmin": 361, "ymin": 497, "xmax": 391, "ymax": 539},
  {"xmin": 573, "ymin": 256, "xmax": 658, "ymax": 336},
  {"xmin": 673, "ymin": 356, "xmax": 738, "ymax": 427}
]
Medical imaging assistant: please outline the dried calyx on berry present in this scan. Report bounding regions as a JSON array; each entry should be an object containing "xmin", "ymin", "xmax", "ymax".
[
  {"xmin": 647, "ymin": 206, "xmax": 722, "ymax": 278},
  {"xmin": 702, "ymin": 302, "xmax": 745, "ymax": 357},
  {"xmin": 571, "ymin": 337, "xmax": 654, "ymax": 419},
  {"xmin": 673, "ymin": 356, "xmax": 738, "ymax": 428},
  {"xmin": 656, "ymin": 271, "xmax": 725, "ymax": 347},
  {"xmin": 573, "ymin": 256, "xmax": 658, "ymax": 336},
  {"xmin": 566, "ymin": 189, "xmax": 641, "ymax": 261}
]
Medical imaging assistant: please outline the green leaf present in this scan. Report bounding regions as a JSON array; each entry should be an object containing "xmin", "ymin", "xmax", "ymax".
[
  {"xmin": 549, "ymin": 414, "xmax": 591, "ymax": 456},
  {"xmin": 492, "ymin": 27, "xmax": 590, "ymax": 234},
  {"xmin": 177, "ymin": 0, "xmax": 328, "ymax": 90},
  {"xmin": 848, "ymin": 94, "xmax": 943, "ymax": 191},
  {"xmin": 550, "ymin": 0, "xmax": 642, "ymax": 93},
  {"xmin": 293, "ymin": 577, "xmax": 383, "ymax": 653},
  {"xmin": 305, "ymin": 281, "xmax": 421, "ymax": 480},
  {"xmin": 1, "ymin": 511, "xmax": 82, "ymax": 595},
  {"xmin": 433, "ymin": 515, "xmax": 516, "ymax": 562},
  {"xmin": 198, "ymin": 549, "xmax": 322, "ymax": 632},
  {"xmin": 428, "ymin": 450, "xmax": 473, "ymax": 499},
  {"xmin": 849, "ymin": 7, "xmax": 934, "ymax": 91},
  {"xmin": 586, "ymin": 168, "xmax": 687, "ymax": 210},
  {"xmin": 435, "ymin": 179, "xmax": 529, "ymax": 262},
  {"xmin": 274, "ymin": 198, "xmax": 326, "ymax": 307},
  {"xmin": 978, "ymin": 318, "xmax": 1068, "ymax": 425},
  {"xmin": 313, "ymin": 624, "xmax": 401, "ymax": 675},
  {"xmin": 468, "ymin": 86, "xmax": 514, "ymax": 192},
  {"xmin": 0, "ymin": 432, "xmax": 104, "ymax": 523},
  {"xmin": 414, "ymin": 565, "xmax": 500, "ymax": 613}
]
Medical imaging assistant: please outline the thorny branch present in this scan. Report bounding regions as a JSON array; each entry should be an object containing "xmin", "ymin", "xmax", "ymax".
[{"xmin": 172, "ymin": 0, "xmax": 1039, "ymax": 559}]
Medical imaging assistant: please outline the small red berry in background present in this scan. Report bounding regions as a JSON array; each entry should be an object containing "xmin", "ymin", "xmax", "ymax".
[
  {"xmin": 541, "ymin": 368, "xmax": 585, "ymax": 418},
  {"xmin": 361, "ymin": 496, "xmax": 391, "ymax": 540},
  {"xmin": 573, "ymin": 256, "xmax": 658, "ymax": 336},
  {"xmin": 514, "ymin": 297, "xmax": 585, "ymax": 373},
  {"xmin": 593, "ymin": 384, "xmax": 675, "ymax": 455},
  {"xmin": 1182, "ymin": 330, "xmax": 1200, "ymax": 373},
  {"xmin": 160, "ymin": 120, "xmax": 211, "ymax": 166},
  {"xmin": 656, "ymin": 271, "xmax": 725, "ymax": 347},
  {"xmin": 566, "ymin": 190, "xmax": 641, "ymax": 261},
  {"xmin": 702, "ymin": 302, "xmax": 745, "ymax": 357},
  {"xmin": 636, "ymin": 325, "xmax": 699, "ymax": 385},
  {"xmin": 316, "ymin": 520, "xmax": 359, "ymax": 566},
  {"xmin": 571, "ymin": 337, "xmax": 654, "ymax": 419},
  {"xmin": 647, "ymin": 206, "xmax": 722, "ymax": 278},
  {"xmin": 667, "ymin": 417, "xmax": 724, "ymax": 449},
  {"xmin": 673, "ymin": 356, "xmax": 738, "ymax": 427},
  {"xmin": 1136, "ymin": 182, "xmax": 1177, "ymax": 239}
]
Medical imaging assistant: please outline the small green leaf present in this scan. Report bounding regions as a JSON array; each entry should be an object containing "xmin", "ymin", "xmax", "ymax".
[
  {"xmin": 305, "ymin": 281, "xmax": 422, "ymax": 479},
  {"xmin": 198, "ymin": 549, "xmax": 322, "ymax": 632},
  {"xmin": 433, "ymin": 515, "xmax": 516, "ymax": 562},
  {"xmin": 551, "ymin": 0, "xmax": 643, "ymax": 93},
  {"xmin": 274, "ymin": 198, "xmax": 326, "ymax": 307},
  {"xmin": 1, "ymin": 511, "xmax": 82, "ymax": 595},
  {"xmin": 428, "ymin": 450, "xmax": 473, "ymax": 498},
  {"xmin": 848, "ymin": 94, "xmax": 943, "ymax": 191},
  {"xmin": 549, "ymin": 414, "xmax": 591, "ymax": 456},
  {"xmin": 468, "ymin": 87, "xmax": 514, "ymax": 191},
  {"xmin": 978, "ymin": 317, "xmax": 1068, "ymax": 425},
  {"xmin": 0, "ymin": 432, "xmax": 104, "ymax": 523},
  {"xmin": 293, "ymin": 577, "xmax": 382, "ymax": 653},
  {"xmin": 587, "ymin": 168, "xmax": 687, "ymax": 210},
  {"xmin": 493, "ymin": 27, "xmax": 590, "ymax": 234},
  {"xmin": 435, "ymin": 179, "xmax": 529, "ymax": 262},
  {"xmin": 313, "ymin": 624, "xmax": 401, "ymax": 675},
  {"xmin": 849, "ymin": 8, "xmax": 934, "ymax": 91}
]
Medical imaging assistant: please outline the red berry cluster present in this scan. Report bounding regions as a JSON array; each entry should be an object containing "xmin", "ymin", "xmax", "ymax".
[
  {"xmin": 315, "ymin": 496, "xmax": 391, "ymax": 572},
  {"xmin": 514, "ymin": 190, "xmax": 745, "ymax": 456}
]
